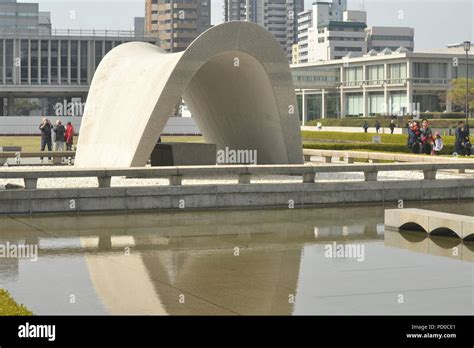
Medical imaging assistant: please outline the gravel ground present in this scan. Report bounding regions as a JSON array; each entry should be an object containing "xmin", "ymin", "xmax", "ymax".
[{"xmin": 0, "ymin": 166, "xmax": 469, "ymax": 189}]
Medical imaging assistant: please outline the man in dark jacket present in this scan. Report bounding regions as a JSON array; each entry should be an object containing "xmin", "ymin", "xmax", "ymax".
[
  {"xmin": 53, "ymin": 120, "xmax": 66, "ymax": 152},
  {"xmin": 455, "ymin": 121, "xmax": 471, "ymax": 156},
  {"xmin": 39, "ymin": 118, "xmax": 53, "ymax": 161}
]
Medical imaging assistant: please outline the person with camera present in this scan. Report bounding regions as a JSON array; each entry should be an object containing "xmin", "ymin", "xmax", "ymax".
[
  {"xmin": 39, "ymin": 117, "xmax": 53, "ymax": 162},
  {"xmin": 455, "ymin": 121, "xmax": 471, "ymax": 156}
]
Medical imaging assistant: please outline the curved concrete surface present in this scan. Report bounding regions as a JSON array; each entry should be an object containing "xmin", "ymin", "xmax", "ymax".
[
  {"xmin": 385, "ymin": 208, "xmax": 474, "ymax": 239},
  {"xmin": 75, "ymin": 21, "xmax": 303, "ymax": 167}
]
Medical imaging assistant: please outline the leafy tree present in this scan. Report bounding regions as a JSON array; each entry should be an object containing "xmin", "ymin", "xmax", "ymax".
[
  {"xmin": 14, "ymin": 98, "xmax": 41, "ymax": 116},
  {"xmin": 445, "ymin": 78, "xmax": 474, "ymax": 112}
]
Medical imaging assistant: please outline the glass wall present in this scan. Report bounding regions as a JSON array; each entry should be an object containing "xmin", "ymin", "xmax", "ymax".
[
  {"xmin": 344, "ymin": 67, "xmax": 363, "ymax": 86},
  {"xmin": 30, "ymin": 40, "xmax": 38, "ymax": 84},
  {"xmin": 60, "ymin": 40, "xmax": 68, "ymax": 84},
  {"xmin": 368, "ymin": 93, "xmax": 384, "ymax": 115},
  {"xmin": 95, "ymin": 41, "xmax": 103, "ymax": 69},
  {"xmin": 306, "ymin": 94, "xmax": 322, "ymax": 121},
  {"xmin": 80, "ymin": 41, "xmax": 88, "ymax": 84},
  {"xmin": 70, "ymin": 40, "xmax": 78, "ymax": 84},
  {"xmin": 346, "ymin": 93, "xmax": 363, "ymax": 116},
  {"xmin": 413, "ymin": 63, "xmax": 447, "ymax": 83},
  {"xmin": 388, "ymin": 63, "xmax": 407, "ymax": 83},
  {"xmin": 413, "ymin": 93, "xmax": 443, "ymax": 112},
  {"xmin": 20, "ymin": 39, "xmax": 28, "ymax": 84},
  {"xmin": 40, "ymin": 40, "xmax": 48, "ymax": 84},
  {"xmin": 389, "ymin": 92, "xmax": 407, "ymax": 115},
  {"xmin": 326, "ymin": 94, "xmax": 340, "ymax": 118},
  {"xmin": 367, "ymin": 64, "xmax": 384, "ymax": 85},
  {"xmin": 51, "ymin": 40, "xmax": 58, "ymax": 84},
  {"xmin": 5, "ymin": 39, "xmax": 13, "ymax": 84},
  {"xmin": 0, "ymin": 40, "xmax": 3, "ymax": 84}
]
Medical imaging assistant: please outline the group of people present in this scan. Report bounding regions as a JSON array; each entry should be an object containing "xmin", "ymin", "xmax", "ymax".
[
  {"xmin": 407, "ymin": 119, "xmax": 443, "ymax": 155},
  {"xmin": 407, "ymin": 119, "xmax": 471, "ymax": 156},
  {"xmin": 39, "ymin": 118, "xmax": 75, "ymax": 161},
  {"xmin": 362, "ymin": 120, "xmax": 397, "ymax": 134}
]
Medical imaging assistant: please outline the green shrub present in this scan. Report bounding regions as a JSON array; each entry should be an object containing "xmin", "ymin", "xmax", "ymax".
[
  {"xmin": 306, "ymin": 117, "xmax": 467, "ymax": 129},
  {"xmin": 0, "ymin": 289, "xmax": 33, "ymax": 316},
  {"xmin": 301, "ymin": 131, "xmax": 456, "ymax": 146},
  {"xmin": 303, "ymin": 142, "xmax": 456, "ymax": 155}
]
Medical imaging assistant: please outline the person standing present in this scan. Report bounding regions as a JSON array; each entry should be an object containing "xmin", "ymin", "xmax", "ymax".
[
  {"xmin": 455, "ymin": 121, "xmax": 471, "ymax": 156},
  {"xmin": 420, "ymin": 119, "xmax": 434, "ymax": 155},
  {"xmin": 362, "ymin": 121, "xmax": 369, "ymax": 133},
  {"xmin": 375, "ymin": 120, "xmax": 381, "ymax": 134},
  {"xmin": 53, "ymin": 120, "xmax": 66, "ymax": 152},
  {"xmin": 407, "ymin": 121, "xmax": 421, "ymax": 154},
  {"xmin": 389, "ymin": 120, "xmax": 396, "ymax": 134},
  {"xmin": 65, "ymin": 122, "xmax": 75, "ymax": 151},
  {"xmin": 39, "ymin": 118, "xmax": 53, "ymax": 162}
]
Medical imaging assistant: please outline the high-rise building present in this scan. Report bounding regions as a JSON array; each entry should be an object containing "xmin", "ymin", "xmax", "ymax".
[
  {"xmin": 296, "ymin": 0, "xmax": 414, "ymax": 63},
  {"xmin": 223, "ymin": 0, "xmax": 304, "ymax": 62},
  {"xmin": 0, "ymin": 0, "xmax": 51, "ymax": 35},
  {"xmin": 145, "ymin": 0, "xmax": 211, "ymax": 53}
]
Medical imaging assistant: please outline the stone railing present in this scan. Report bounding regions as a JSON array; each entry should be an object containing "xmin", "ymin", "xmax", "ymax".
[{"xmin": 1, "ymin": 162, "xmax": 473, "ymax": 190}]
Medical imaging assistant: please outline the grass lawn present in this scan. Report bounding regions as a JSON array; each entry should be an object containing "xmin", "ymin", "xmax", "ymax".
[
  {"xmin": 0, "ymin": 289, "xmax": 33, "ymax": 316},
  {"xmin": 0, "ymin": 135, "xmax": 204, "ymax": 152}
]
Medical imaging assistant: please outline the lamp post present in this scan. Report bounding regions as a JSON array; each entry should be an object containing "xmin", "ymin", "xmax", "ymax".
[{"xmin": 464, "ymin": 41, "xmax": 471, "ymax": 126}]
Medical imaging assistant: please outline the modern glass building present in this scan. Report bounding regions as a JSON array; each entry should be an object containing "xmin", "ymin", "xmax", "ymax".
[
  {"xmin": 0, "ymin": 29, "xmax": 159, "ymax": 116},
  {"xmin": 292, "ymin": 46, "xmax": 474, "ymax": 124}
]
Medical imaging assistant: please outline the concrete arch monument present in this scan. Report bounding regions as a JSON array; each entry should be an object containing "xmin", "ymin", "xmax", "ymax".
[{"xmin": 75, "ymin": 21, "xmax": 303, "ymax": 167}]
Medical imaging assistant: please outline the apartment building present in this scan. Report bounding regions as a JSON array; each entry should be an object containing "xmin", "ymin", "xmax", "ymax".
[
  {"xmin": 0, "ymin": 0, "xmax": 51, "ymax": 35},
  {"xmin": 145, "ymin": 0, "xmax": 211, "ymax": 52},
  {"xmin": 223, "ymin": 0, "xmax": 304, "ymax": 61}
]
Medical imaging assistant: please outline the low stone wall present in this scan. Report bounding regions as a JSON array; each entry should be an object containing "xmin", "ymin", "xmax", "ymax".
[{"xmin": 1, "ymin": 179, "xmax": 474, "ymax": 215}]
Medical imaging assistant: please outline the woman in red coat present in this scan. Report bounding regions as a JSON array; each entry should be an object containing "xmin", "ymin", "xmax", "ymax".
[{"xmin": 65, "ymin": 122, "xmax": 75, "ymax": 150}]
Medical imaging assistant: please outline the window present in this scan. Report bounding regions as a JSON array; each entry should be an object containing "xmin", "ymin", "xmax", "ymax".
[
  {"xmin": 40, "ymin": 40, "xmax": 48, "ymax": 84},
  {"xmin": 0, "ymin": 40, "xmax": 3, "ymax": 84},
  {"xmin": 80, "ymin": 41, "xmax": 88, "ymax": 84},
  {"xmin": 71, "ymin": 40, "xmax": 78, "ymax": 84},
  {"xmin": 95, "ymin": 41, "xmax": 103, "ymax": 69},
  {"xmin": 30, "ymin": 40, "xmax": 39, "ymax": 84},
  {"xmin": 368, "ymin": 93, "xmax": 385, "ymax": 115},
  {"xmin": 346, "ymin": 94, "xmax": 363, "ymax": 116},
  {"xmin": 344, "ymin": 67, "xmax": 363, "ymax": 85},
  {"xmin": 367, "ymin": 65, "xmax": 384, "ymax": 84},
  {"xmin": 51, "ymin": 40, "xmax": 59, "ymax": 84},
  {"xmin": 60, "ymin": 40, "xmax": 68, "ymax": 84},
  {"xmin": 389, "ymin": 63, "xmax": 407, "ymax": 83},
  {"xmin": 20, "ymin": 40, "xmax": 29, "ymax": 84},
  {"xmin": 5, "ymin": 40, "xmax": 13, "ymax": 84}
]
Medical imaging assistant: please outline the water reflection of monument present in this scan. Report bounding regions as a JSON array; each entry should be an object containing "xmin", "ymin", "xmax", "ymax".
[{"xmin": 0, "ymin": 207, "xmax": 382, "ymax": 315}]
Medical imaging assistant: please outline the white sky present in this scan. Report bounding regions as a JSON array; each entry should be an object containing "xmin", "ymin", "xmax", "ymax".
[{"xmin": 22, "ymin": 0, "xmax": 474, "ymax": 50}]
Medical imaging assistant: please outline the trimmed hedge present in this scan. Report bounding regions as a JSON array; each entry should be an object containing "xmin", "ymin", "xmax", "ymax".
[
  {"xmin": 0, "ymin": 289, "xmax": 33, "ymax": 316},
  {"xmin": 303, "ymin": 142, "xmax": 456, "ymax": 155},
  {"xmin": 307, "ymin": 117, "xmax": 467, "ymax": 129},
  {"xmin": 301, "ymin": 131, "xmax": 456, "ymax": 146}
]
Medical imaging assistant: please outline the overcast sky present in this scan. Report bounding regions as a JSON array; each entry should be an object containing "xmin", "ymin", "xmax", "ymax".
[{"xmin": 24, "ymin": 0, "xmax": 474, "ymax": 50}]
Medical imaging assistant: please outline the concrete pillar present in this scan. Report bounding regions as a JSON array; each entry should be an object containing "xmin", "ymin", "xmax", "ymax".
[
  {"xmin": 7, "ymin": 96, "xmax": 14, "ymax": 116},
  {"xmin": 362, "ymin": 87, "xmax": 367, "ymax": 117},
  {"xmin": 301, "ymin": 91, "xmax": 306, "ymax": 126},
  {"xmin": 340, "ymin": 67, "xmax": 345, "ymax": 118},
  {"xmin": 406, "ymin": 61, "xmax": 413, "ymax": 114},
  {"xmin": 384, "ymin": 63, "xmax": 388, "ymax": 115},
  {"xmin": 321, "ymin": 89, "xmax": 326, "ymax": 119}
]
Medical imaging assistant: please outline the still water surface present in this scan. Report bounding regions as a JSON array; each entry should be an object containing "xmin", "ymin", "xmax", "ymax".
[{"xmin": 0, "ymin": 201, "xmax": 473, "ymax": 315}]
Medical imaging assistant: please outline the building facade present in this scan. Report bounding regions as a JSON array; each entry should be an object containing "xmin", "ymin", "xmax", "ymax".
[
  {"xmin": 145, "ymin": 0, "xmax": 211, "ymax": 53},
  {"xmin": 223, "ymin": 0, "xmax": 304, "ymax": 61},
  {"xmin": 292, "ymin": 47, "xmax": 474, "ymax": 123},
  {"xmin": 0, "ymin": 0, "xmax": 51, "ymax": 35},
  {"xmin": 0, "ymin": 30, "xmax": 159, "ymax": 117},
  {"xmin": 296, "ymin": 0, "xmax": 414, "ymax": 64},
  {"xmin": 366, "ymin": 26, "xmax": 414, "ymax": 52}
]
